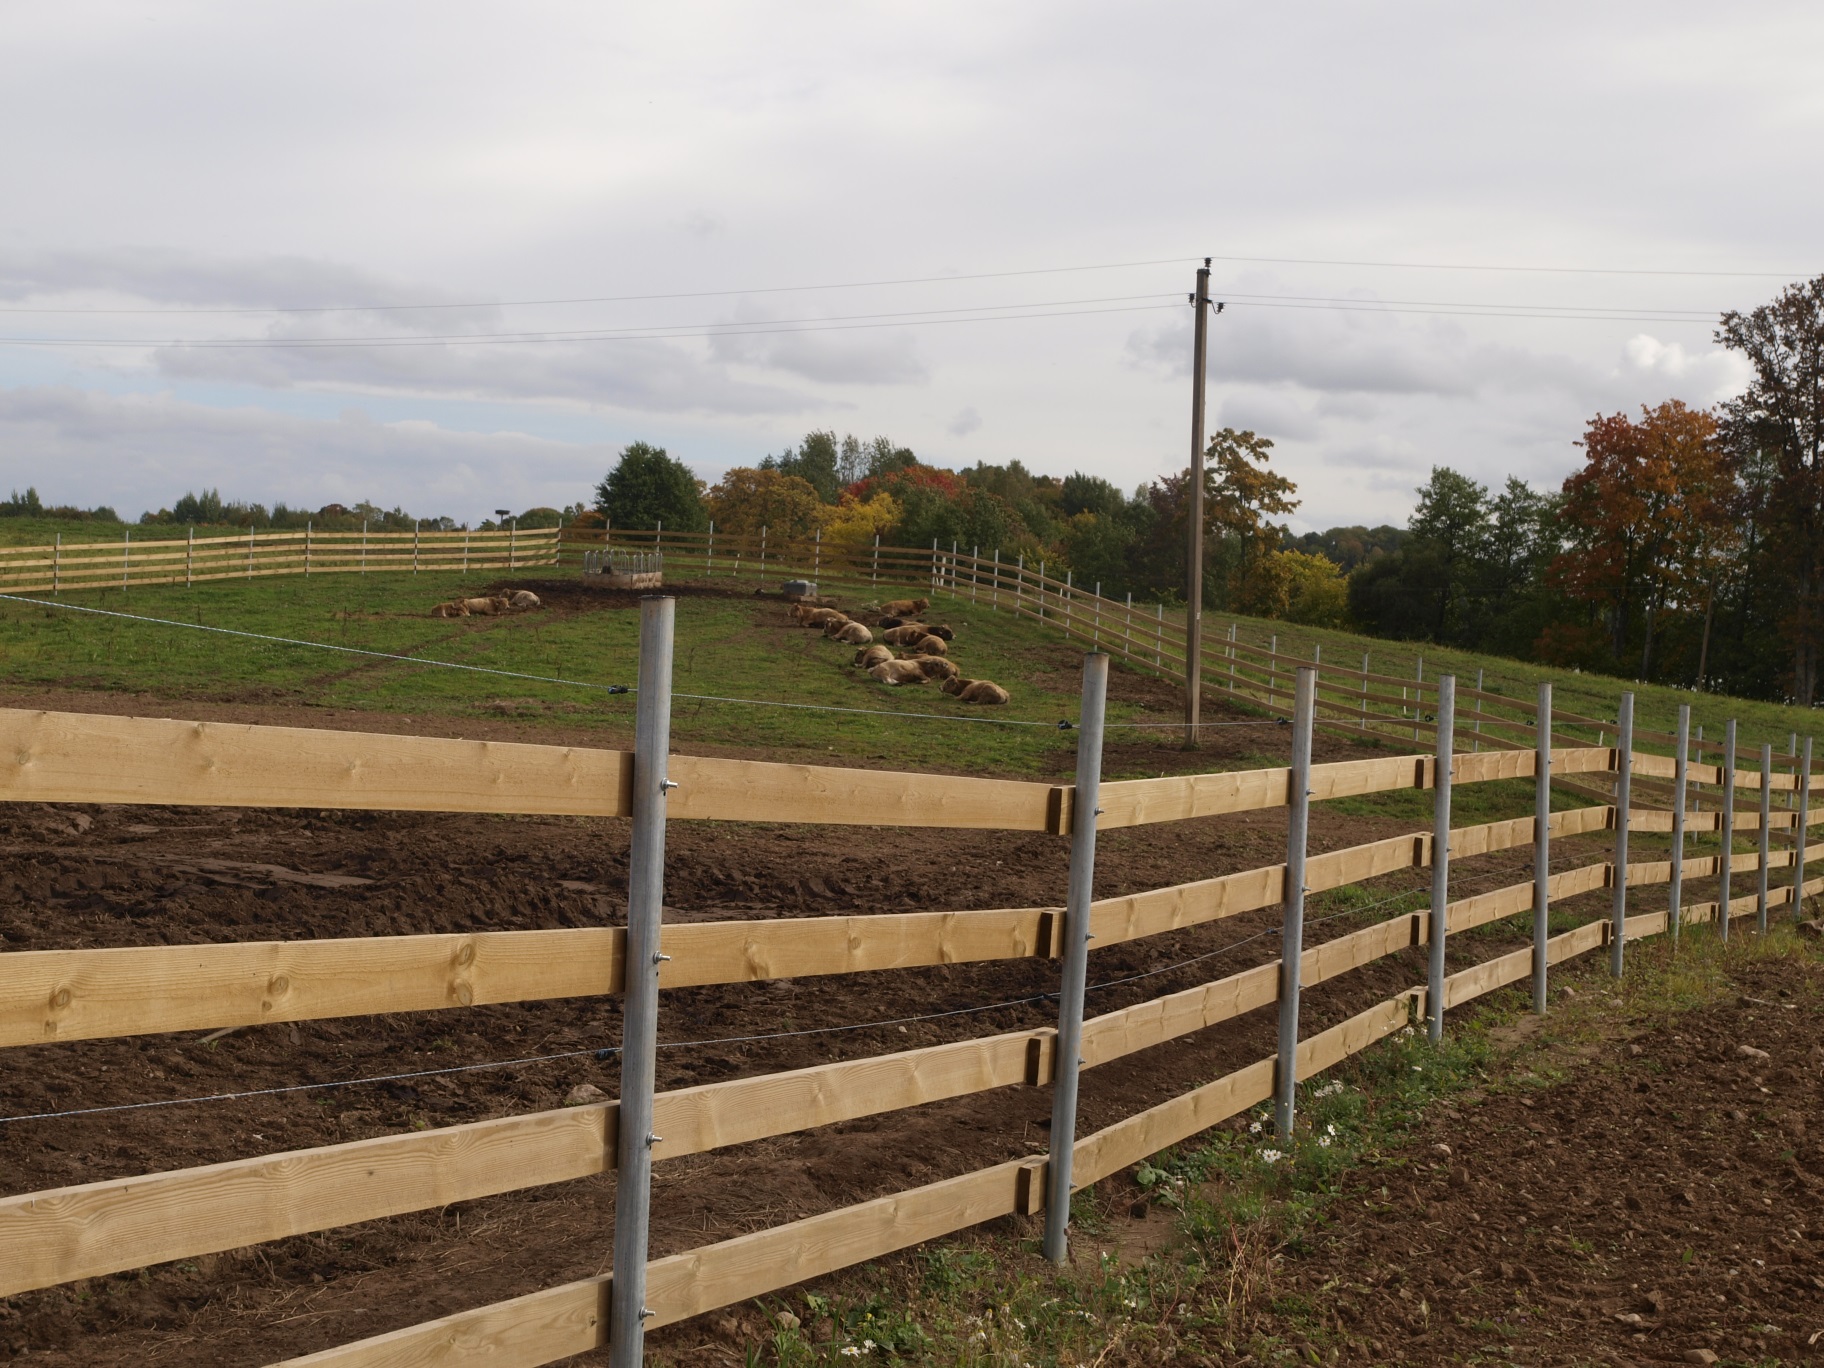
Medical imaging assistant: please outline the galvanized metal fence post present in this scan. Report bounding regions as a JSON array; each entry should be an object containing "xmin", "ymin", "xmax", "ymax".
[
  {"xmin": 1720, "ymin": 719, "xmax": 1736, "ymax": 943},
  {"xmin": 1043, "ymin": 652, "xmax": 1109, "ymax": 1263},
  {"xmin": 1533, "ymin": 681, "xmax": 1552, "ymax": 1014},
  {"xmin": 1427, "ymin": 675, "xmax": 1456, "ymax": 1042},
  {"xmin": 609, "ymin": 596, "xmax": 676, "ymax": 1363},
  {"xmin": 1758, "ymin": 742, "xmax": 1773, "ymax": 933},
  {"xmin": 1274, "ymin": 667, "xmax": 1317, "ymax": 1141},
  {"xmin": 1794, "ymin": 740, "xmax": 1809, "ymax": 922},
  {"xmin": 1610, "ymin": 692, "xmax": 1634, "ymax": 977},
  {"xmin": 1670, "ymin": 704, "xmax": 1689, "ymax": 943},
  {"xmin": 1472, "ymin": 667, "xmax": 1484, "ymax": 752},
  {"xmin": 1797, "ymin": 737, "xmax": 1813, "ymax": 919}
]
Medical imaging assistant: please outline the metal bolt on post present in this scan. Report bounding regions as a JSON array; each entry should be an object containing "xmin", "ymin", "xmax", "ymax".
[
  {"xmin": 1533, "ymin": 681, "xmax": 1552, "ymax": 1014},
  {"xmin": 1610, "ymin": 692, "xmax": 1634, "ymax": 977},
  {"xmin": 1797, "ymin": 737, "xmax": 1814, "ymax": 920},
  {"xmin": 609, "ymin": 596, "xmax": 676, "ymax": 1366},
  {"xmin": 1758, "ymin": 742, "xmax": 1773, "ymax": 933},
  {"xmin": 1670, "ymin": 705, "xmax": 1689, "ymax": 943},
  {"xmin": 1274, "ymin": 667, "xmax": 1317, "ymax": 1141},
  {"xmin": 1043, "ymin": 653, "xmax": 1110, "ymax": 1264},
  {"xmin": 1720, "ymin": 720, "xmax": 1737, "ymax": 943},
  {"xmin": 1427, "ymin": 675, "xmax": 1456, "ymax": 1042}
]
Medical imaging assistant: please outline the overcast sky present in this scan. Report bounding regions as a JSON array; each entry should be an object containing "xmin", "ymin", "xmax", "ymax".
[{"xmin": 1, "ymin": 2, "xmax": 1817, "ymax": 531}]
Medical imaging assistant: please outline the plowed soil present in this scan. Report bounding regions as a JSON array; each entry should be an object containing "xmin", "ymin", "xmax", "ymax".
[
  {"xmin": 0, "ymin": 645, "xmax": 1623, "ymax": 1365},
  {"xmin": 1250, "ymin": 952, "xmax": 1824, "ymax": 1365}
]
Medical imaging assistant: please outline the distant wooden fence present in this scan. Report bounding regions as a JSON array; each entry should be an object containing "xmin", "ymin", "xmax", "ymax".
[
  {"xmin": 567, "ymin": 526, "xmax": 1808, "ymax": 813},
  {"xmin": 0, "ymin": 524, "xmax": 560, "ymax": 592},
  {"xmin": 0, "ymin": 682, "xmax": 1815, "ymax": 1365}
]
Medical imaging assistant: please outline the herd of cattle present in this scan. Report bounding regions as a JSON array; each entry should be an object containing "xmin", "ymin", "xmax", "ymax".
[{"xmin": 789, "ymin": 595, "xmax": 1011, "ymax": 704}]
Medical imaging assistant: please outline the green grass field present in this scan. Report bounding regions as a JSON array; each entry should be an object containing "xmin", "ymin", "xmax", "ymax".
[{"xmin": 0, "ymin": 562, "xmax": 1815, "ymax": 777}]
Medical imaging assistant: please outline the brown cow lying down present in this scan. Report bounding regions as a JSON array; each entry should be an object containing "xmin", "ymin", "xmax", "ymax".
[
  {"xmin": 854, "ymin": 644, "xmax": 893, "ymax": 669},
  {"xmin": 942, "ymin": 677, "xmax": 1010, "ymax": 704},
  {"xmin": 508, "ymin": 590, "xmax": 541, "ymax": 609},
  {"xmin": 922, "ymin": 624, "xmax": 955, "ymax": 641},
  {"xmin": 868, "ymin": 659, "xmax": 931, "ymax": 686},
  {"xmin": 432, "ymin": 595, "xmax": 511, "ymax": 617},
  {"xmin": 905, "ymin": 633, "xmax": 947, "ymax": 655},
  {"xmin": 878, "ymin": 597, "xmax": 929, "ymax": 618},
  {"xmin": 902, "ymin": 653, "xmax": 957, "ymax": 680},
  {"xmin": 880, "ymin": 624, "xmax": 929, "ymax": 647},
  {"xmin": 798, "ymin": 607, "xmax": 848, "ymax": 629},
  {"xmin": 831, "ymin": 622, "xmax": 874, "ymax": 645}
]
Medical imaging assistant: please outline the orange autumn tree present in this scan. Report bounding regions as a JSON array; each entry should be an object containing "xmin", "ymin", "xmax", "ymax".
[{"xmin": 1553, "ymin": 399, "xmax": 1735, "ymax": 680}]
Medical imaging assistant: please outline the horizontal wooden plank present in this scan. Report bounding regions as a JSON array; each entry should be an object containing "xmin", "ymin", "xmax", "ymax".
[
  {"xmin": 0, "ymin": 1020, "xmax": 1051, "ymax": 1296},
  {"xmin": 1098, "ymin": 766, "xmax": 1290, "ymax": 828},
  {"xmin": 1624, "ymin": 909, "xmax": 1670, "ymax": 941},
  {"xmin": 1548, "ymin": 919, "xmax": 1608, "ymax": 964},
  {"xmin": 1304, "ymin": 913, "xmax": 1425, "ymax": 982},
  {"xmin": 1447, "ymin": 881, "xmax": 1533, "ymax": 933},
  {"xmin": 1071, "ymin": 1057, "xmax": 1276, "ymax": 1190},
  {"xmin": 1443, "ymin": 945, "xmax": 1531, "ymax": 1009},
  {"xmin": 0, "ymin": 708, "xmax": 633, "ymax": 817},
  {"xmin": 1080, "ymin": 962, "xmax": 1278, "ymax": 1068},
  {"xmin": 1089, "ymin": 863, "xmax": 1281, "ymax": 945},
  {"xmin": 1308, "ymin": 832, "xmax": 1424, "ymax": 892},
  {"xmin": 0, "ymin": 928, "xmax": 622, "ymax": 1048},
  {"xmin": 0, "ymin": 1104, "xmax": 614, "ymax": 1299},
  {"xmin": 1298, "ymin": 991, "xmax": 1418, "ymax": 1078},
  {"xmin": 666, "ymin": 753, "xmax": 1057, "ymax": 830}
]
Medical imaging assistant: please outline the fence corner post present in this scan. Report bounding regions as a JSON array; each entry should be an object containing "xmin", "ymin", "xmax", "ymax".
[
  {"xmin": 1797, "ymin": 737, "xmax": 1813, "ymax": 920},
  {"xmin": 1533, "ymin": 680, "xmax": 1552, "ymax": 1014},
  {"xmin": 1427, "ymin": 675, "xmax": 1456, "ymax": 1042},
  {"xmin": 1274, "ymin": 667, "xmax": 1317, "ymax": 1140},
  {"xmin": 1670, "ymin": 703, "xmax": 1689, "ymax": 944},
  {"xmin": 1720, "ymin": 718, "xmax": 1737, "ymax": 944},
  {"xmin": 608, "ymin": 594, "xmax": 676, "ymax": 1366},
  {"xmin": 1610, "ymin": 692, "xmax": 1634, "ymax": 976},
  {"xmin": 1042, "ymin": 651, "xmax": 1109, "ymax": 1264}
]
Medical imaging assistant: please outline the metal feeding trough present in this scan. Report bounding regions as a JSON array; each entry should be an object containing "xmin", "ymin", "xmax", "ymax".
[{"xmin": 582, "ymin": 549, "xmax": 664, "ymax": 590}]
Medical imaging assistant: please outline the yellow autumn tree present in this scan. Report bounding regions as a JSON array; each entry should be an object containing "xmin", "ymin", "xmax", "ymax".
[{"xmin": 818, "ymin": 490, "xmax": 901, "ymax": 549}]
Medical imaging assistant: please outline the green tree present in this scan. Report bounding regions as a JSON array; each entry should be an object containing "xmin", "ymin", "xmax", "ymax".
[
  {"xmin": 1407, "ymin": 467, "xmax": 1492, "ymax": 641},
  {"xmin": 763, "ymin": 430, "xmax": 842, "ymax": 503},
  {"xmin": 592, "ymin": 441, "xmax": 708, "ymax": 532}
]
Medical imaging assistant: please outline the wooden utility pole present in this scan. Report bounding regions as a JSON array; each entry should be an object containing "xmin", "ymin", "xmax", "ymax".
[{"xmin": 1184, "ymin": 258, "xmax": 1213, "ymax": 747}]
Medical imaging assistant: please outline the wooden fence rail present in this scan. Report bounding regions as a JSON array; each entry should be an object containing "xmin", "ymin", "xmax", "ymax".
[{"xmin": 1, "ymin": 687, "xmax": 1813, "ymax": 1360}]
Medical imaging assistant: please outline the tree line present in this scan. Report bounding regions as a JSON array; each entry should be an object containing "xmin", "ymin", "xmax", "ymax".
[{"xmin": 596, "ymin": 274, "xmax": 1822, "ymax": 705}]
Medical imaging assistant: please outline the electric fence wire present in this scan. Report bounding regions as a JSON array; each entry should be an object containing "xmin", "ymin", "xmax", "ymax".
[
  {"xmin": 0, "ymin": 591, "xmax": 1285, "ymax": 732},
  {"xmin": 0, "ymin": 839, "xmax": 1619, "ymax": 1127}
]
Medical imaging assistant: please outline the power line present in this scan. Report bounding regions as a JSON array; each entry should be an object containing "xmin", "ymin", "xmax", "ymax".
[
  {"xmin": 1207, "ymin": 253, "xmax": 1812, "ymax": 280},
  {"xmin": 0, "ymin": 300, "xmax": 1183, "ymax": 351},
  {"xmin": 0, "ymin": 257, "xmax": 1198, "ymax": 316}
]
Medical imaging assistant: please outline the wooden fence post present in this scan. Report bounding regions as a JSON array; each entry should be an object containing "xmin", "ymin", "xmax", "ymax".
[
  {"xmin": 413, "ymin": 521, "xmax": 419, "ymax": 575},
  {"xmin": 511, "ymin": 517, "xmax": 518, "ymax": 570},
  {"xmin": 1610, "ymin": 692, "xmax": 1634, "ymax": 977},
  {"xmin": 1427, "ymin": 675, "xmax": 1456, "ymax": 1042},
  {"xmin": 304, "ymin": 522, "xmax": 311, "ymax": 577},
  {"xmin": 361, "ymin": 520, "xmax": 368, "ymax": 575},
  {"xmin": 1274, "ymin": 667, "xmax": 1317, "ymax": 1140},
  {"xmin": 950, "ymin": 540, "xmax": 958, "ymax": 593},
  {"xmin": 462, "ymin": 527, "xmax": 469, "ymax": 575},
  {"xmin": 1534, "ymin": 681, "xmax": 1553, "ymax": 1013},
  {"xmin": 121, "ymin": 528, "xmax": 130, "ymax": 590},
  {"xmin": 247, "ymin": 526, "xmax": 254, "ymax": 579},
  {"xmin": 52, "ymin": 533, "xmax": 60, "ymax": 595},
  {"xmin": 1797, "ymin": 737, "xmax": 1813, "ymax": 919},
  {"xmin": 1671, "ymin": 703, "xmax": 1689, "ymax": 943},
  {"xmin": 1043, "ymin": 651, "xmax": 1109, "ymax": 1263},
  {"xmin": 1472, "ymin": 667, "xmax": 1484, "ymax": 752},
  {"xmin": 1758, "ymin": 743, "xmax": 1772, "ymax": 933},
  {"xmin": 609, "ymin": 595, "xmax": 677, "ymax": 1363},
  {"xmin": 186, "ymin": 528, "xmax": 194, "ymax": 588},
  {"xmin": 1720, "ymin": 719, "xmax": 1736, "ymax": 944}
]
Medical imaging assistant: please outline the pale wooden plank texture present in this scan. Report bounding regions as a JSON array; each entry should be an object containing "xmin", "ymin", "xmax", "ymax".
[
  {"xmin": 270, "ymin": 1277, "xmax": 604, "ymax": 1366},
  {"xmin": 1297, "ymin": 993, "xmax": 1418, "ymax": 1077},
  {"xmin": 0, "ymin": 708, "xmax": 633, "ymax": 816},
  {"xmin": 644, "ymin": 1161, "xmax": 1023, "ymax": 1328},
  {"xmin": 0, "ymin": 1105, "xmax": 613, "ymax": 1298},
  {"xmin": 0, "ymin": 928, "xmax": 622, "ymax": 1047},
  {"xmin": 1080, "ymin": 963, "xmax": 1277, "ymax": 1068},
  {"xmin": 1442, "ymin": 946, "xmax": 1531, "ymax": 1009},
  {"xmin": 1090, "ymin": 864, "xmax": 1281, "ymax": 944},
  {"xmin": 1098, "ymin": 766, "xmax": 1289, "ymax": 828},
  {"xmin": 1071, "ymin": 1059, "xmax": 1276, "ymax": 1189},
  {"xmin": 667, "ymin": 753, "xmax": 1057, "ymax": 831}
]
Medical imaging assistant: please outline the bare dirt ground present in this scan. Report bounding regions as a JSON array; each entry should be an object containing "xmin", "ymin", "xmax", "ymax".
[
  {"xmin": 0, "ymin": 664, "xmax": 1608, "ymax": 1365},
  {"xmin": 1244, "ymin": 952, "xmax": 1824, "ymax": 1366}
]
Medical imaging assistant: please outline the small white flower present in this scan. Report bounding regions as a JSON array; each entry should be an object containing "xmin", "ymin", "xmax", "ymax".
[
  {"xmin": 1123, "ymin": 1297, "xmax": 1139, "ymax": 1309},
  {"xmin": 861, "ymin": 1340, "xmax": 876, "ymax": 1353},
  {"xmin": 1326, "ymin": 1123, "xmax": 1338, "ymax": 1135},
  {"xmin": 840, "ymin": 1348, "xmax": 862, "ymax": 1359},
  {"xmin": 1249, "ymin": 1120, "xmax": 1262, "ymax": 1133},
  {"xmin": 1260, "ymin": 1148, "xmax": 1284, "ymax": 1164},
  {"xmin": 1412, "ymin": 1065, "xmax": 1422, "ymax": 1073},
  {"xmin": 1318, "ymin": 1135, "xmax": 1332, "ymax": 1147}
]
